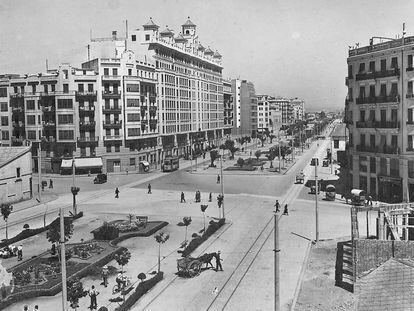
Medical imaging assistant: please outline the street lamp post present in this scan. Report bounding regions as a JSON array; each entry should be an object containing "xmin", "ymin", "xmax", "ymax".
[
  {"xmin": 38, "ymin": 146, "xmax": 42, "ymax": 202},
  {"xmin": 60, "ymin": 208, "xmax": 68, "ymax": 311},
  {"xmin": 220, "ymin": 148, "xmax": 225, "ymax": 219},
  {"xmin": 313, "ymin": 158, "xmax": 319, "ymax": 243},
  {"xmin": 274, "ymin": 209, "xmax": 280, "ymax": 311}
]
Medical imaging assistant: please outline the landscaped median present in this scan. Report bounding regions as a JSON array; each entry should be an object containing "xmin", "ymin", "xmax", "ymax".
[{"xmin": 180, "ymin": 218, "xmax": 226, "ymax": 257}]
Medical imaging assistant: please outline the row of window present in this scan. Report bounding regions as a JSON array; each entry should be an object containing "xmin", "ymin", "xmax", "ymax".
[{"xmin": 348, "ymin": 55, "xmax": 410, "ymax": 76}]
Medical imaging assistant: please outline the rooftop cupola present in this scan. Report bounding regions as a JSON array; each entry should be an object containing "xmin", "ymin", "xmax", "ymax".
[
  {"xmin": 143, "ymin": 17, "xmax": 159, "ymax": 30},
  {"xmin": 182, "ymin": 17, "xmax": 196, "ymax": 37},
  {"xmin": 160, "ymin": 26, "xmax": 174, "ymax": 38}
]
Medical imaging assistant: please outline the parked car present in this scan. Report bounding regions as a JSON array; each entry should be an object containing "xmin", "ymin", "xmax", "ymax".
[{"xmin": 93, "ymin": 173, "xmax": 107, "ymax": 184}]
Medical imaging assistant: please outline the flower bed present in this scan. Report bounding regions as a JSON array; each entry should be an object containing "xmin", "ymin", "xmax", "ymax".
[
  {"xmin": 69, "ymin": 242, "xmax": 105, "ymax": 260},
  {"xmin": 180, "ymin": 219, "xmax": 225, "ymax": 257}
]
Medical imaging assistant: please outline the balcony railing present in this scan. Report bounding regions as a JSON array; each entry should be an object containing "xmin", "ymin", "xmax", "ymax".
[
  {"xmin": 75, "ymin": 91, "xmax": 97, "ymax": 100},
  {"xmin": 356, "ymin": 95, "xmax": 399, "ymax": 105},
  {"xmin": 102, "ymin": 75, "xmax": 121, "ymax": 80},
  {"xmin": 102, "ymin": 107, "xmax": 121, "ymax": 114},
  {"xmin": 356, "ymin": 68, "xmax": 400, "ymax": 81},
  {"xmin": 77, "ymin": 136, "xmax": 99, "ymax": 143},
  {"xmin": 356, "ymin": 121, "xmax": 399, "ymax": 129},
  {"xmin": 12, "ymin": 122, "xmax": 25, "ymax": 127},
  {"xmin": 102, "ymin": 91, "xmax": 121, "ymax": 98},
  {"xmin": 103, "ymin": 121, "xmax": 122, "ymax": 129},
  {"xmin": 103, "ymin": 135, "xmax": 122, "ymax": 141},
  {"xmin": 406, "ymin": 93, "xmax": 414, "ymax": 99},
  {"xmin": 12, "ymin": 107, "xmax": 24, "ymax": 112},
  {"xmin": 356, "ymin": 144, "xmax": 400, "ymax": 154},
  {"xmin": 10, "ymin": 93, "xmax": 24, "ymax": 98},
  {"xmin": 80, "ymin": 121, "xmax": 96, "ymax": 129},
  {"xmin": 43, "ymin": 122, "xmax": 56, "ymax": 127}
]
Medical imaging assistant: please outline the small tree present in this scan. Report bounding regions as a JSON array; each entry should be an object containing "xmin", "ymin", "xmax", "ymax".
[
  {"xmin": 267, "ymin": 147, "xmax": 278, "ymax": 168},
  {"xmin": 236, "ymin": 157, "xmax": 245, "ymax": 167},
  {"xmin": 155, "ymin": 232, "xmax": 169, "ymax": 273},
  {"xmin": 46, "ymin": 217, "xmax": 74, "ymax": 255},
  {"xmin": 114, "ymin": 249, "xmax": 131, "ymax": 274},
  {"xmin": 182, "ymin": 217, "xmax": 192, "ymax": 242},
  {"xmin": 67, "ymin": 277, "xmax": 88, "ymax": 310},
  {"xmin": 258, "ymin": 134, "xmax": 266, "ymax": 147},
  {"xmin": 128, "ymin": 214, "xmax": 134, "ymax": 225},
  {"xmin": 255, "ymin": 150, "xmax": 261, "ymax": 160},
  {"xmin": 209, "ymin": 150, "xmax": 220, "ymax": 167},
  {"xmin": 224, "ymin": 139, "xmax": 239, "ymax": 159},
  {"xmin": 1, "ymin": 203, "xmax": 13, "ymax": 241},
  {"xmin": 138, "ymin": 272, "xmax": 146, "ymax": 283}
]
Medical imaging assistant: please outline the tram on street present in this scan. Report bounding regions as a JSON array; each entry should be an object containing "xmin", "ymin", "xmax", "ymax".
[{"xmin": 162, "ymin": 156, "xmax": 179, "ymax": 172}]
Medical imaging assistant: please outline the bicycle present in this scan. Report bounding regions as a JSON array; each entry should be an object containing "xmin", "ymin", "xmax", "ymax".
[{"xmin": 112, "ymin": 276, "xmax": 131, "ymax": 295}]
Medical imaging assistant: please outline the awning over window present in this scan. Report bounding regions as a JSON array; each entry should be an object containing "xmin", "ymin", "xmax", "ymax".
[
  {"xmin": 61, "ymin": 159, "xmax": 73, "ymax": 169},
  {"xmin": 74, "ymin": 157, "xmax": 103, "ymax": 168}
]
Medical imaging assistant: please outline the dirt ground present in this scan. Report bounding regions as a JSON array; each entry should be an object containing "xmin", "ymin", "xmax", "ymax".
[{"xmin": 295, "ymin": 238, "xmax": 355, "ymax": 311}]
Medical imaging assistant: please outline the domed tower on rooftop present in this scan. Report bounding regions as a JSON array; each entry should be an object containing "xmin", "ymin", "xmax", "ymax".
[
  {"xmin": 142, "ymin": 17, "xmax": 159, "ymax": 42},
  {"xmin": 182, "ymin": 17, "xmax": 196, "ymax": 38}
]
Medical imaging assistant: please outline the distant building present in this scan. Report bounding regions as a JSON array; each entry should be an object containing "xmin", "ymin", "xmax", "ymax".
[
  {"xmin": 232, "ymin": 79, "xmax": 257, "ymax": 136},
  {"xmin": 0, "ymin": 141, "xmax": 32, "ymax": 204},
  {"xmin": 257, "ymin": 95, "xmax": 270, "ymax": 133},
  {"xmin": 330, "ymin": 123, "xmax": 348, "ymax": 162},
  {"xmin": 223, "ymin": 79, "xmax": 234, "ymax": 131}
]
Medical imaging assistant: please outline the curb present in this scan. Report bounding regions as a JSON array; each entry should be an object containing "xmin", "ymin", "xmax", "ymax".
[{"xmin": 290, "ymin": 239, "xmax": 312, "ymax": 311}]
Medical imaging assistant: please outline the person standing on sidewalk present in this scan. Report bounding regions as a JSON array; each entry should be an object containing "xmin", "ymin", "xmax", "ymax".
[
  {"xmin": 115, "ymin": 187, "xmax": 120, "ymax": 199},
  {"xmin": 17, "ymin": 245, "xmax": 23, "ymax": 261},
  {"xmin": 274, "ymin": 200, "xmax": 280, "ymax": 213},
  {"xmin": 180, "ymin": 192, "xmax": 186, "ymax": 203},
  {"xmin": 147, "ymin": 183, "xmax": 152, "ymax": 194},
  {"xmin": 101, "ymin": 265, "xmax": 109, "ymax": 288},
  {"xmin": 283, "ymin": 204, "xmax": 289, "ymax": 215},
  {"xmin": 215, "ymin": 251, "xmax": 223, "ymax": 271},
  {"xmin": 217, "ymin": 174, "xmax": 220, "ymax": 184},
  {"xmin": 49, "ymin": 179, "xmax": 53, "ymax": 189},
  {"xmin": 88, "ymin": 285, "xmax": 99, "ymax": 309}
]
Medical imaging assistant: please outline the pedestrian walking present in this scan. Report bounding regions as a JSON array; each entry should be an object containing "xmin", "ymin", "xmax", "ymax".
[
  {"xmin": 274, "ymin": 200, "xmax": 280, "ymax": 213},
  {"xmin": 101, "ymin": 265, "xmax": 109, "ymax": 288},
  {"xmin": 23, "ymin": 305, "xmax": 29, "ymax": 311},
  {"xmin": 148, "ymin": 183, "xmax": 152, "ymax": 194},
  {"xmin": 283, "ymin": 204, "xmax": 289, "ymax": 215},
  {"xmin": 17, "ymin": 245, "xmax": 23, "ymax": 261},
  {"xmin": 209, "ymin": 192, "xmax": 212, "ymax": 202},
  {"xmin": 215, "ymin": 251, "xmax": 223, "ymax": 271},
  {"xmin": 1, "ymin": 283, "xmax": 6, "ymax": 300},
  {"xmin": 49, "ymin": 179, "xmax": 53, "ymax": 189},
  {"xmin": 115, "ymin": 187, "xmax": 120, "ymax": 199},
  {"xmin": 217, "ymin": 174, "xmax": 220, "ymax": 184},
  {"xmin": 180, "ymin": 192, "xmax": 186, "ymax": 203},
  {"xmin": 33, "ymin": 306, "xmax": 39, "ymax": 311},
  {"xmin": 195, "ymin": 190, "xmax": 201, "ymax": 203},
  {"xmin": 126, "ymin": 168, "xmax": 129, "ymax": 175},
  {"xmin": 88, "ymin": 285, "xmax": 99, "ymax": 309}
]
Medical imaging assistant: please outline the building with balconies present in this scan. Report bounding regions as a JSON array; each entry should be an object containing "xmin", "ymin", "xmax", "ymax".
[
  {"xmin": 257, "ymin": 95, "xmax": 270, "ymax": 133},
  {"xmin": 345, "ymin": 35, "xmax": 414, "ymax": 203},
  {"xmin": 231, "ymin": 79, "xmax": 257, "ymax": 137},
  {"xmin": 223, "ymin": 79, "xmax": 234, "ymax": 130}
]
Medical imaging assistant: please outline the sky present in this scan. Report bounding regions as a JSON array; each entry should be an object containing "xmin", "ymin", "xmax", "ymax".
[{"xmin": 1, "ymin": 0, "xmax": 414, "ymax": 112}]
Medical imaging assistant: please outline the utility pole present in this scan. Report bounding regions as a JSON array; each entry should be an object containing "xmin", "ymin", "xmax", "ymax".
[
  {"xmin": 330, "ymin": 139, "xmax": 333, "ymax": 175},
  {"xmin": 72, "ymin": 155, "xmax": 75, "ymax": 188},
  {"xmin": 38, "ymin": 146, "xmax": 42, "ymax": 202},
  {"xmin": 220, "ymin": 147, "xmax": 225, "ymax": 219},
  {"xmin": 314, "ymin": 158, "xmax": 319, "ymax": 243},
  {"xmin": 274, "ymin": 210, "xmax": 280, "ymax": 311},
  {"xmin": 60, "ymin": 208, "xmax": 68, "ymax": 311},
  {"xmin": 190, "ymin": 137, "xmax": 193, "ymax": 172},
  {"xmin": 278, "ymin": 131, "xmax": 281, "ymax": 173}
]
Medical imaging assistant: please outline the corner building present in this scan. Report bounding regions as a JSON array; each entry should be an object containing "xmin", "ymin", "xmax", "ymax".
[{"xmin": 346, "ymin": 36, "xmax": 414, "ymax": 202}]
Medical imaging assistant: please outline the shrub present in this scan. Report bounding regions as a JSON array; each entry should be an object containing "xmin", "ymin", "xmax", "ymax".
[
  {"xmin": 181, "ymin": 219, "xmax": 225, "ymax": 257},
  {"xmin": 115, "ymin": 272, "xmax": 164, "ymax": 311},
  {"xmin": 225, "ymin": 166, "xmax": 256, "ymax": 171},
  {"xmin": 236, "ymin": 157, "xmax": 245, "ymax": 167},
  {"xmin": 92, "ymin": 222, "xmax": 119, "ymax": 240}
]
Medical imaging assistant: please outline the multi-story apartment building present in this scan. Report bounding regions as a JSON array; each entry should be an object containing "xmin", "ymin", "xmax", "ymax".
[
  {"xmin": 127, "ymin": 18, "xmax": 231, "ymax": 154},
  {"xmin": 223, "ymin": 79, "xmax": 234, "ymax": 130},
  {"xmin": 0, "ymin": 51, "xmax": 160, "ymax": 173},
  {"xmin": 231, "ymin": 79, "xmax": 257, "ymax": 136},
  {"xmin": 345, "ymin": 36, "xmax": 414, "ymax": 203},
  {"xmin": 291, "ymin": 98, "xmax": 305, "ymax": 121},
  {"xmin": 257, "ymin": 95, "xmax": 270, "ymax": 133}
]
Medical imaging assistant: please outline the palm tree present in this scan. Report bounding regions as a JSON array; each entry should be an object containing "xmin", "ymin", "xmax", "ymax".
[
  {"xmin": 0, "ymin": 203, "xmax": 13, "ymax": 241},
  {"xmin": 182, "ymin": 217, "xmax": 192, "ymax": 242},
  {"xmin": 154, "ymin": 232, "xmax": 170, "ymax": 273}
]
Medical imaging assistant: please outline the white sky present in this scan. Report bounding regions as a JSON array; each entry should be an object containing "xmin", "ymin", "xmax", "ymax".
[{"xmin": 1, "ymin": 0, "xmax": 414, "ymax": 111}]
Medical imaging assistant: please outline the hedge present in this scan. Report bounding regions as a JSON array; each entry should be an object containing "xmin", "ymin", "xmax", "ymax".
[
  {"xmin": 181, "ymin": 218, "xmax": 225, "ymax": 257},
  {"xmin": 225, "ymin": 166, "xmax": 257, "ymax": 171},
  {"xmin": 115, "ymin": 272, "xmax": 164, "ymax": 311},
  {"xmin": 0, "ymin": 212, "xmax": 84, "ymax": 248}
]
